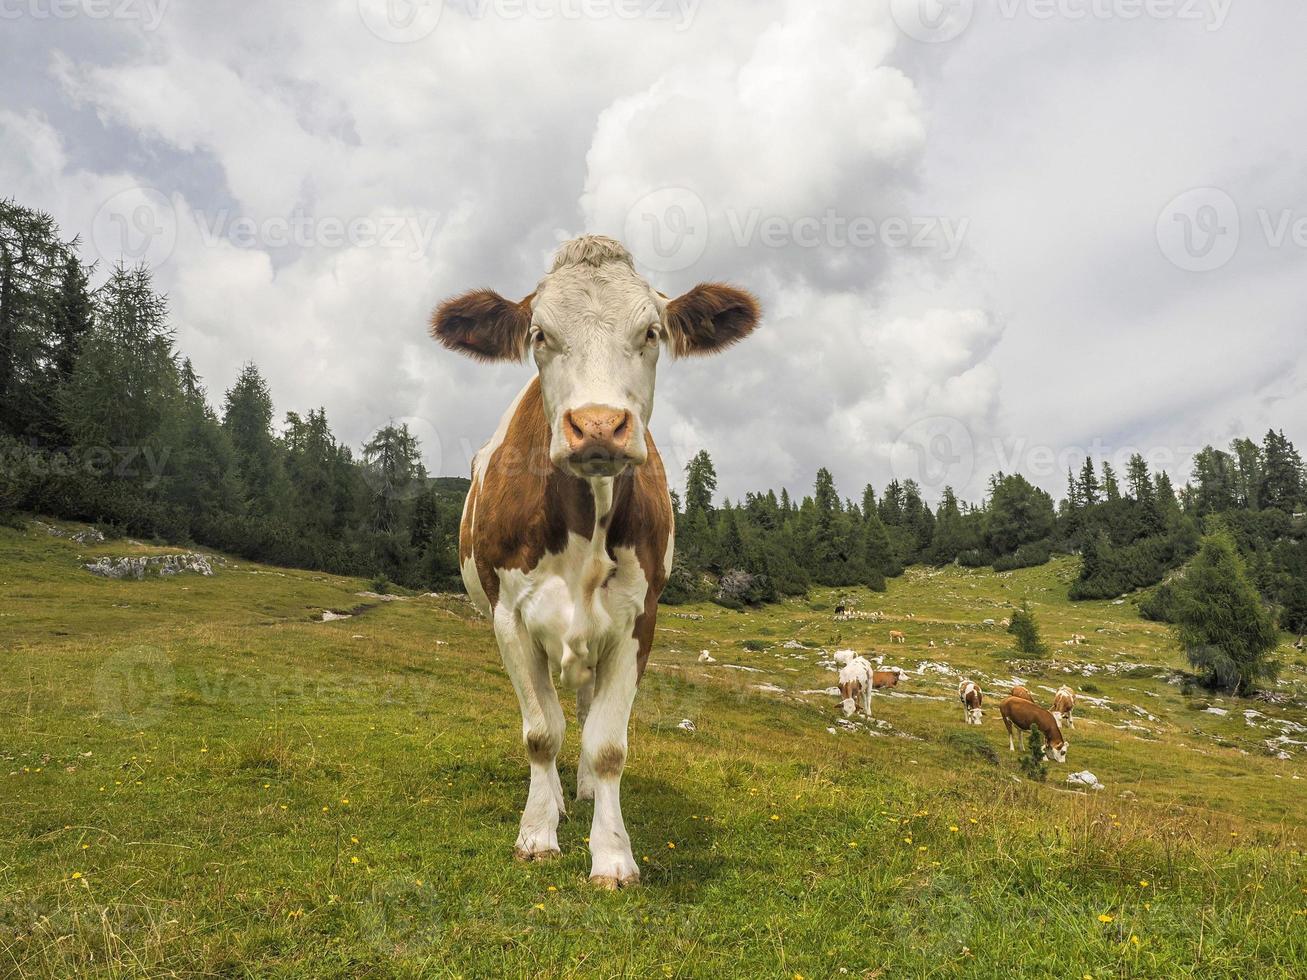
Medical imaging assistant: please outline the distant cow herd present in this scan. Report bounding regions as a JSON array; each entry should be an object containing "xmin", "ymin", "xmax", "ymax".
[{"xmin": 833, "ymin": 633, "xmax": 1080, "ymax": 765}]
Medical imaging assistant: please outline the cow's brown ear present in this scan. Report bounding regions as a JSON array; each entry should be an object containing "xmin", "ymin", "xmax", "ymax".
[
  {"xmin": 665, "ymin": 283, "xmax": 760, "ymax": 357},
  {"xmin": 429, "ymin": 289, "xmax": 533, "ymax": 362}
]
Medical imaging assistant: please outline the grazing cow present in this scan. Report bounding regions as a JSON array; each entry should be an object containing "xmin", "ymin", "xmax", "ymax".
[
  {"xmin": 888, "ymin": 630, "xmax": 906, "ymax": 644},
  {"xmin": 1052, "ymin": 685, "xmax": 1076, "ymax": 729},
  {"xmin": 958, "ymin": 680, "xmax": 983, "ymax": 725},
  {"xmin": 1009, "ymin": 684, "xmax": 1035, "ymax": 703},
  {"xmin": 873, "ymin": 667, "xmax": 905, "ymax": 690},
  {"xmin": 999, "ymin": 696, "xmax": 1068, "ymax": 763},
  {"xmin": 838, "ymin": 656, "xmax": 875, "ymax": 718},
  {"xmin": 432, "ymin": 235, "xmax": 760, "ymax": 888}
]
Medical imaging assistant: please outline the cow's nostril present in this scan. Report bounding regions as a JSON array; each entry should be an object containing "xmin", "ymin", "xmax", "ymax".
[
  {"xmin": 565, "ymin": 412, "xmax": 585, "ymax": 444},
  {"xmin": 612, "ymin": 413, "xmax": 629, "ymax": 443}
]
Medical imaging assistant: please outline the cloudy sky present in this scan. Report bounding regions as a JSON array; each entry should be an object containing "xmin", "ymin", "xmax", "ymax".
[{"xmin": 2, "ymin": 0, "xmax": 1304, "ymax": 504}]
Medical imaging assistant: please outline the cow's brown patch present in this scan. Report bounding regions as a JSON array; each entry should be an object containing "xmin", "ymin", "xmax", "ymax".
[
  {"xmin": 591, "ymin": 744, "xmax": 626, "ymax": 779},
  {"xmin": 466, "ymin": 378, "xmax": 673, "ymax": 678},
  {"xmin": 525, "ymin": 730, "xmax": 560, "ymax": 762}
]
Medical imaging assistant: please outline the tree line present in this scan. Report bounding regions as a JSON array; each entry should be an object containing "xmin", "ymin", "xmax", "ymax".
[
  {"xmin": 0, "ymin": 199, "xmax": 463, "ymax": 590},
  {"xmin": 3, "ymin": 197, "xmax": 1305, "ymax": 646}
]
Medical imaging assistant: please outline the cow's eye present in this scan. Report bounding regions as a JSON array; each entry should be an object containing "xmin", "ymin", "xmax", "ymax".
[
  {"xmin": 645, "ymin": 327, "xmax": 660, "ymax": 345},
  {"xmin": 531, "ymin": 329, "xmax": 546, "ymax": 346}
]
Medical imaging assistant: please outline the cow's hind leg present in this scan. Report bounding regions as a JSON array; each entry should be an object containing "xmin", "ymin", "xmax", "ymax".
[
  {"xmin": 495, "ymin": 608, "xmax": 566, "ymax": 861},
  {"xmin": 1004, "ymin": 716, "xmax": 1015, "ymax": 751},
  {"xmin": 581, "ymin": 641, "xmax": 640, "ymax": 888}
]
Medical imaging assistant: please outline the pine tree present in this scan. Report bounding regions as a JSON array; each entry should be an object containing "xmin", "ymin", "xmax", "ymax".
[
  {"xmin": 1079, "ymin": 457, "xmax": 1100, "ymax": 506},
  {"xmin": 1101, "ymin": 461, "xmax": 1121, "ymax": 503},
  {"xmin": 1171, "ymin": 529, "xmax": 1279, "ymax": 694},
  {"xmin": 223, "ymin": 362, "xmax": 290, "ymax": 518},
  {"xmin": 683, "ymin": 450, "xmax": 717, "ymax": 517},
  {"xmin": 1008, "ymin": 602, "xmax": 1047, "ymax": 655}
]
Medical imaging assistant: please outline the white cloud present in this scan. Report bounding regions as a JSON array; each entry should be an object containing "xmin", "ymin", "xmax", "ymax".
[{"xmin": 2, "ymin": 0, "xmax": 1303, "ymax": 506}]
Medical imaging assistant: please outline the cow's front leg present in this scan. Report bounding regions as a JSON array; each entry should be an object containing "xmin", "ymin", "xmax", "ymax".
[
  {"xmin": 580, "ymin": 641, "xmax": 639, "ymax": 888},
  {"xmin": 495, "ymin": 607, "xmax": 566, "ymax": 861}
]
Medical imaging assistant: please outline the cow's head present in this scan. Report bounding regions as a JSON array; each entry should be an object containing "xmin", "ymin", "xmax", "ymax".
[
  {"xmin": 431, "ymin": 236, "xmax": 760, "ymax": 479},
  {"xmin": 839, "ymin": 682, "xmax": 861, "ymax": 718},
  {"xmin": 1046, "ymin": 739, "xmax": 1068, "ymax": 763}
]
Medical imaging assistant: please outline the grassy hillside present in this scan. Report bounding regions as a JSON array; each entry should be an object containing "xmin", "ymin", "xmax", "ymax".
[{"xmin": 1, "ymin": 519, "xmax": 1304, "ymax": 978}]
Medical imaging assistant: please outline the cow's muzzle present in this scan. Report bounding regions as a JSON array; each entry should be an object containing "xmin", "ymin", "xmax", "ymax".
[{"xmin": 562, "ymin": 405, "xmax": 637, "ymax": 474}]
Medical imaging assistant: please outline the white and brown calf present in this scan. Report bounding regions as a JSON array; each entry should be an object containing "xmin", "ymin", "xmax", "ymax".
[
  {"xmin": 431, "ymin": 235, "xmax": 760, "ymax": 888},
  {"xmin": 999, "ymin": 696, "xmax": 1069, "ymax": 763},
  {"xmin": 1052, "ymin": 685, "xmax": 1076, "ymax": 729},
  {"xmin": 958, "ymin": 679, "xmax": 983, "ymax": 725},
  {"xmin": 838, "ymin": 656, "xmax": 875, "ymax": 718}
]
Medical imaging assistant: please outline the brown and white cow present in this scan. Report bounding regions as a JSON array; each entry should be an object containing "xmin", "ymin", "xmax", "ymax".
[
  {"xmin": 1052, "ymin": 685, "xmax": 1076, "ymax": 729},
  {"xmin": 888, "ymin": 630, "xmax": 906, "ymax": 644},
  {"xmin": 431, "ymin": 236, "xmax": 760, "ymax": 888},
  {"xmin": 999, "ymin": 696, "xmax": 1068, "ymax": 763},
  {"xmin": 1009, "ymin": 684, "xmax": 1035, "ymax": 703},
  {"xmin": 958, "ymin": 679, "xmax": 983, "ymax": 725},
  {"xmin": 838, "ymin": 656, "xmax": 875, "ymax": 718}
]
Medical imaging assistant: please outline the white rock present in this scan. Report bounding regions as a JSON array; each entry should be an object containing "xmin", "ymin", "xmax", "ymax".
[{"xmin": 697, "ymin": 652, "xmax": 716, "ymax": 664}]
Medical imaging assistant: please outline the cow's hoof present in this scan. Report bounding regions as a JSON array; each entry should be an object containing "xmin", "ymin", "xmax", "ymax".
[
  {"xmin": 589, "ymin": 871, "xmax": 639, "ymax": 890},
  {"xmin": 514, "ymin": 846, "xmax": 561, "ymax": 863}
]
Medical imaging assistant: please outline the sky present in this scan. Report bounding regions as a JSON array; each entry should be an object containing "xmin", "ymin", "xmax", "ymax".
[{"xmin": 2, "ymin": 0, "xmax": 1304, "ymax": 506}]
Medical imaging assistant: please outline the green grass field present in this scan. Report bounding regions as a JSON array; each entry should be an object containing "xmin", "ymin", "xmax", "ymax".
[{"xmin": 2, "ymin": 519, "xmax": 1305, "ymax": 978}]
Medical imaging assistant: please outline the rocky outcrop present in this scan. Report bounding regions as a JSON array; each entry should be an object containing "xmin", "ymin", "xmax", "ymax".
[{"xmin": 84, "ymin": 553, "xmax": 222, "ymax": 580}]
